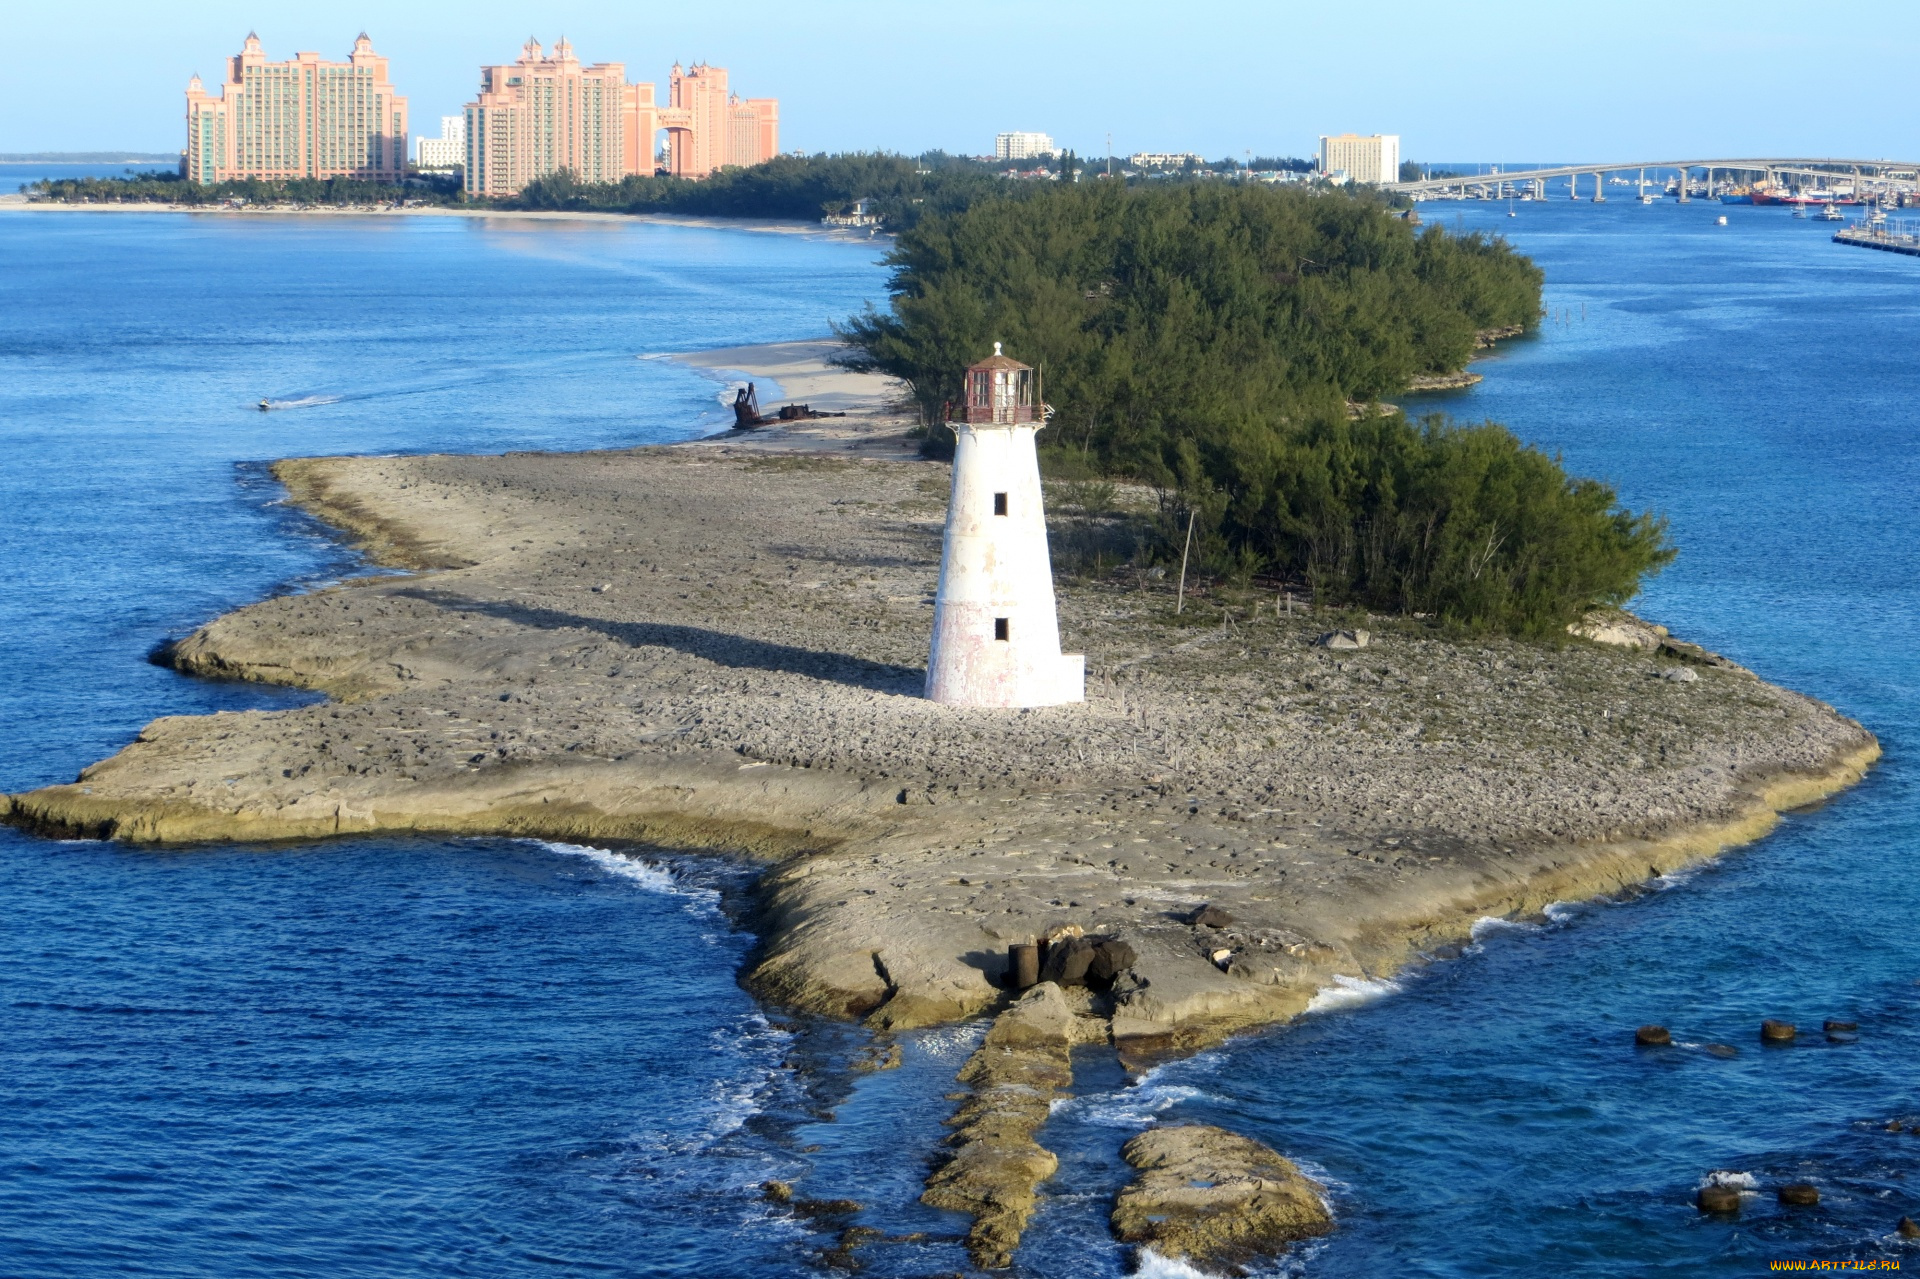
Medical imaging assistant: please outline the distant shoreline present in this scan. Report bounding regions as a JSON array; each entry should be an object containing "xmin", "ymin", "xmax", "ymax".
[
  {"xmin": 0, "ymin": 196, "xmax": 888, "ymax": 241},
  {"xmin": 0, "ymin": 153, "xmax": 177, "ymax": 163}
]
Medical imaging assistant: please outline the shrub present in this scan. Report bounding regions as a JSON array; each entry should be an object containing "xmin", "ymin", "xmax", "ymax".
[{"xmin": 839, "ymin": 181, "xmax": 1670, "ymax": 634}]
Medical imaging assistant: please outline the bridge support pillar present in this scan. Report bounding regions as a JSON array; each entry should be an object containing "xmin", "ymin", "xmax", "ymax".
[
  {"xmin": 1678, "ymin": 168, "xmax": 1689, "ymax": 203},
  {"xmin": 1592, "ymin": 172, "xmax": 1605, "ymax": 203}
]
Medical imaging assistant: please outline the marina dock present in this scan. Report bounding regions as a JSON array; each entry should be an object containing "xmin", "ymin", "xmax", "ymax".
[{"xmin": 1834, "ymin": 223, "xmax": 1920, "ymax": 256}]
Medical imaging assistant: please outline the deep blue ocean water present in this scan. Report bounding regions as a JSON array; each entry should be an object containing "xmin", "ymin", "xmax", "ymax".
[{"xmin": 3, "ymin": 202, "xmax": 1917, "ymax": 1277}]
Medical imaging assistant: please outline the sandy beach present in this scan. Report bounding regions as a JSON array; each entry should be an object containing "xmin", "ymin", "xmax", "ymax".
[{"xmin": 0, "ymin": 194, "xmax": 890, "ymax": 243}]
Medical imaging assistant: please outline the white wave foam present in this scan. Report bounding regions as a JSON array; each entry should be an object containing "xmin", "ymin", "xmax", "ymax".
[
  {"xmin": 532, "ymin": 840, "xmax": 722, "ymax": 915},
  {"xmin": 1056, "ymin": 1081, "xmax": 1206, "ymax": 1127},
  {"xmin": 1134, "ymin": 1249, "xmax": 1227, "ymax": 1279},
  {"xmin": 1653, "ymin": 864, "xmax": 1703, "ymax": 891},
  {"xmin": 912, "ymin": 1019, "xmax": 989, "ymax": 1061},
  {"xmin": 1700, "ymin": 1170, "xmax": 1758, "ymax": 1190},
  {"xmin": 1056, "ymin": 1054, "xmax": 1218, "ymax": 1128},
  {"xmin": 1470, "ymin": 914, "xmax": 1542, "ymax": 942},
  {"xmin": 1542, "ymin": 900, "xmax": 1578, "ymax": 924},
  {"xmin": 1304, "ymin": 973, "xmax": 1402, "ymax": 1014},
  {"xmin": 701, "ymin": 1011, "xmax": 794, "ymax": 1142},
  {"xmin": 260, "ymin": 394, "xmax": 341, "ymax": 410}
]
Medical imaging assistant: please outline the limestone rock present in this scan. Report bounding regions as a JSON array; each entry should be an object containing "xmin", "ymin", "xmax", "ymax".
[
  {"xmin": 1316, "ymin": 629, "xmax": 1370, "ymax": 650},
  {"xmin": 1635, "ymin": 1024, "xmax": 1672, "ymax": 1046},
  {"xmin": 923, "ymin": 984, "xmax": 1077, "ymax": 1269},
  {"xmin": 1112, "ymin": 1124, "xmax": 1331, "ymax": 1275},
  {"xmin": 1657, "ymin": 666, "xmax": 1700, "ymax": 684},
  {"xmin": 1761, "ymin": 1019, "xmax": 1797, "ymax": 1043},
  {"xmin": 1569, "ymin": 610, "xmax": 1666, "ymax": 651},
  {"xmin": 1189, "ymin": 904, "xmax": 1234, "ymax": 928},
  {"xmin": 1697, "ymin": 1184, "xmax": 1742, "ymax": 1214}
]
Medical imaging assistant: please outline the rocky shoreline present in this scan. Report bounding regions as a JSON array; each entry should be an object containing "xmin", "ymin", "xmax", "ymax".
[{"xmin": 3, "ymin": 341, "xmax": 1879, "ymax": 1269}]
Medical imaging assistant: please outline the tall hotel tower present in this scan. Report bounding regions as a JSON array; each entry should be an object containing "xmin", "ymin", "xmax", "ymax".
[
  {"xmin": 464, "ymin": 40, "xmax": 779, "ymax": 195},
  {"xmin": 463, "ymin": 39, "xmax": 631, "ymax": 196},
  {"xmin": 184, "ymin": 33, "xmax": 409, "ymax": 184}
]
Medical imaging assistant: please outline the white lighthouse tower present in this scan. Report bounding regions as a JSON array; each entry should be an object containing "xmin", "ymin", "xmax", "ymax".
[{"xmin": 926, "ymin": 345, "xmax": 1084, "ymax": 707}]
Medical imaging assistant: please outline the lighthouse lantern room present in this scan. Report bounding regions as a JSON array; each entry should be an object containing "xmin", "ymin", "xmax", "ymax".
[{"xmin": 924, "ymin": 344, "xmax": 1085, "ymax": 707}]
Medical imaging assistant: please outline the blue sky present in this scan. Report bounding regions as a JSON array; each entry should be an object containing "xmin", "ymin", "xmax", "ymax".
[{"xmin": 7, "ymin": 0, "xmax": 1920, "ymax": 161}]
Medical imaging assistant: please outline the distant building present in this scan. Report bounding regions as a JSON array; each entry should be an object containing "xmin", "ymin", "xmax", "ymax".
[
  {"xmin": 1318, "ymin": 133, "xmax": 1400, "ymax": 186},
  {"xmin": 995, "ymin": 132, "xmax": 1055, "ymax": 161},
  {"xmin": 184, "ymin": 32, "xmax": 409, "ymax": 184},
  {"xmin": 1129, "ymin": 152, "xmax": 1203, "ymax": 169},
  {"xmin": 661, "ymin": 62, "xmax": 779, "ymax": 180},
  {"xmin": 416, "ymin": 116, "xmax": 465, "ymax": 171},
  {"xmin": 463, "ymin": 40, "xmax": 779, "ymax": 196},
  {"xmin": 822, "ymin": 197, "xmax": 882, "ymax": 228},
  {"xmin": 465, "ymin": 39, "xmax": 630, "ymax": 196}
]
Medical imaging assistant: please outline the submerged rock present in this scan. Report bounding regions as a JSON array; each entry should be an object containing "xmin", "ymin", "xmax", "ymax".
[
  {"xmin": 1111, "ymin": 1124, "xmax": 1332, "ymax": 1275},
  {"xmin": 1823, "ymin": 1019, "xmax": 1858, "ymax": 1034},
  {"xmin": 1697, "ymin": 1185, "xmax": 1742, "ymax": 1214},
  {"xmin": 922, "ymin": 983, "xmax": 1081, "ymax": 1269},
  {"xmin": 1703, "ymin": 1043, "xmax": 1740, "ymax": 1059},
  {"xmin": 1777, "ymin": 1183, "xmax": 1820, "ymax": 1206}
]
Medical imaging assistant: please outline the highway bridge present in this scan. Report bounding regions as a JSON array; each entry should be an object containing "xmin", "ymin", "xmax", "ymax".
[{"xmin": 1389, "ymin": 159, "xmax": 1920, "ymax": 201}]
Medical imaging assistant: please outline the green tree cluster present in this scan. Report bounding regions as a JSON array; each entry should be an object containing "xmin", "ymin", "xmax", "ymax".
[
  {"xmin": 29, "ymin": 171, "xmax": 460, "ymax": 205},
  {"xmin": 838, "ymin": 181, "xmax": 1671, "ymax": 635},
  {"xmin": 512, "ymin": 152, "xmax": 1008, "ymax": 230}
]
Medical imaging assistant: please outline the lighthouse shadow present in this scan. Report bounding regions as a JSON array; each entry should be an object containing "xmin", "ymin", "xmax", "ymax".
[{"xmin": 399, "ymin": 588, "xmax": 924, "ymax": 695}]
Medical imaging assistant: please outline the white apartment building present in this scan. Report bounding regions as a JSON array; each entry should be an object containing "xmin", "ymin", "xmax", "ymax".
[
  {"xmin": 1129, "ymin": 152, "xmax": 1204, "ymax": 169},
  {"xmin": 416, "ymin": 115, "xmax": 465, "ymax": 170},
  {"xmin": 995, "ymin": 131, "xmax": 1055, "ymax": 161},
  {"xmin": 1318, "ymin": 133, "xmax": 1401, "ymax": 185}
]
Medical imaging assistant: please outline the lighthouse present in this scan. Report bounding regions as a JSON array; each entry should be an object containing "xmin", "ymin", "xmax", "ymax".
[{"xmin": 925, "ymin": 345, "xmax": 1084, "ymax": 707}]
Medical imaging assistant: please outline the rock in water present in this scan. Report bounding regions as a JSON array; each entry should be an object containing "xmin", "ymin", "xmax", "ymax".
[
  {"xmin": 1897, "ymin": 1215, "xmax": 1920, "ymax": 1238},
  {"xmin": 1697, "ymin": 1185, "xmax": 1742, "ymax": 1214},
  {"xmin": 922, "ymin": 983, "xmax": 1077, "ymax": 1269},
  {"xmin": 1635, "ymin": 1024, "xmax": 1672, "ymax": 1046},
  {"xmin": 1823, "ymin": 1019, "xmax": 1858, "ymax": 1033},
  {"xmin": 1761, "ymin": 1019, "xmax": 1797, "ymax": 1043},
  {"xmin": 1111, "ymin": 1124, "xmax": 1332, "ymax": 1275},
  {"xmin": 1777, "ymin": 1183, "xmax": 1820, "ymax": 1206}
]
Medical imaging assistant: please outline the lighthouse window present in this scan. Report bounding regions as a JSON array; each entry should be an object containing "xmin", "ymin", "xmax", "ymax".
[
  {"xmin": 993, "ymin": 492, "xmax": 1008, "ymax": 516},
  {"xmin": 994, "ymin": 618, "xmax": 1010, "ymax": 641}
]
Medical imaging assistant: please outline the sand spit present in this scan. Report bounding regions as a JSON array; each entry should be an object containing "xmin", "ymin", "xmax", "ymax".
[
  {"xmin": 6, "ymin": 386, "xmax": 1876, "ymax": 1041},
  {"xmin": 2, "ymin": 340, "xmax": 1878, "ymax": 1262},
  {"xmin": 0, "ymin": 197, "xmax": 884, "ymax": 241}
]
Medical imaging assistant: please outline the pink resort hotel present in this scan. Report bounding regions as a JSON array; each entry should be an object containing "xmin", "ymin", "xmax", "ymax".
[{"xmin": 183, "ymin": 33, "xmax": 779, "ymax": 193}]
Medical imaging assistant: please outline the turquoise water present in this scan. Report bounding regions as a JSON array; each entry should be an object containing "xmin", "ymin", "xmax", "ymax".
[{"xmin": 3, "ymin": 202, "xmax": 1917, "ymax": 1276}]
